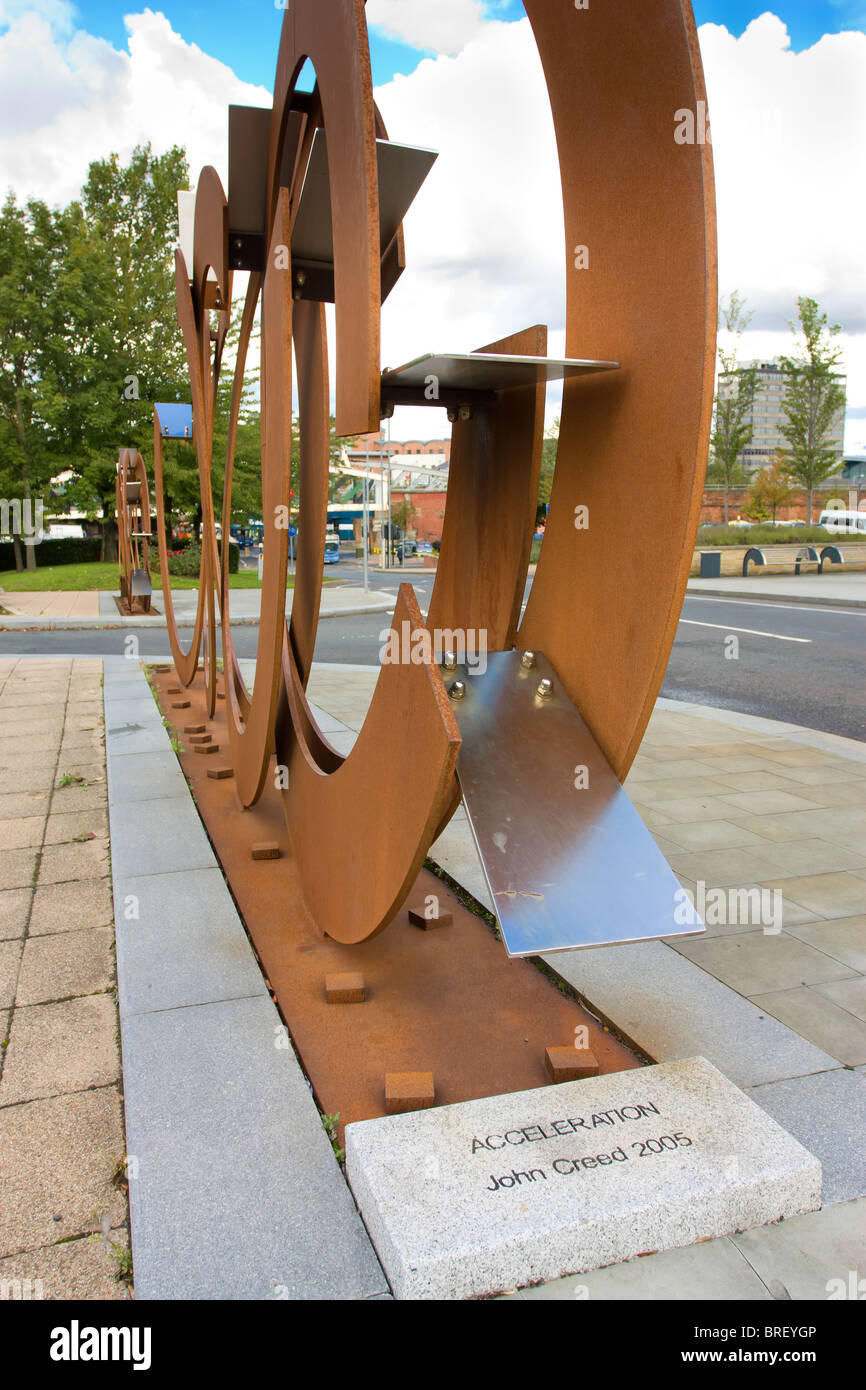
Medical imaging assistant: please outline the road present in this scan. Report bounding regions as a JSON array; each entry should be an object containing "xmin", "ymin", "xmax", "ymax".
[{"xmin": 1, "ymin": 570, "xmax": 864, "ymax": 742}]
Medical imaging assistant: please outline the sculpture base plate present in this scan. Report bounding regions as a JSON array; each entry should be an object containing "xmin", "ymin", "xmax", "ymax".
[{"xmin": 151, "ymin": 668, "xmax": 641, "ymax": 1143}]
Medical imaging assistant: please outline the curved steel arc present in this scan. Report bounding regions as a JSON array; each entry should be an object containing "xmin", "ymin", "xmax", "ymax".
[
  {"xmin": 218, "ymin": 189, "xmax": 293, "ymax": 808},
  {"xmin": 518, "ymin": 0, "xmax": 717, "ymax": 781}
]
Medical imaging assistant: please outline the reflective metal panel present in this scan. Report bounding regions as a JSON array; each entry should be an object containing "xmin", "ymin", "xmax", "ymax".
[
  {"xmin": 449, "ymin": 651, "xmax": 705, "ymax": 957},
  {"xmin": 383, "ymin": 352, "xmax": 619, "ymax": 395},
  {"xmin": 291, "ymin": 129, "xmax": 438, "ymax": 263}
]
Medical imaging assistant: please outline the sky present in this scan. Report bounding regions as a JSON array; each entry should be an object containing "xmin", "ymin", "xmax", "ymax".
[{"xmin": 1, "ymin": 0, "xmax": 865, "ymax": 453}]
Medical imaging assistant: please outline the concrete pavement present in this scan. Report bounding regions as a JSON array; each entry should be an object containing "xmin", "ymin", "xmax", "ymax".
[
  {"xmin": 0, "ymin": 584, "xmax": 394, "ymax": 631},
  {"xmin": 2, "ymin": 652, "xmax": 865, "ymax": 1299}
]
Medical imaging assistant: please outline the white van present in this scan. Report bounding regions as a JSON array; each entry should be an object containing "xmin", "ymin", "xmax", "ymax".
[{"xmin": 818, "ymin": 509, "xmax": 866, "ymax": 535}]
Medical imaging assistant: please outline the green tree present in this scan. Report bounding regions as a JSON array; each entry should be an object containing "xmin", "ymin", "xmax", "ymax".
[
  {"xmin": 0, "ymin": 195, "xmax": 66, "ymax": 570},
  {"xmin": 745, "ymin": 454, "xmax": 797, "ymax": 523},
  {"xmin": 55, "ymin": 144, "xmax": 191, "ymax": 558},
  {"xmin": 778, "ymin": 296, "xmax": 847, "ymax": 524},
  {"xmin": 707, "ymin": 292, "xmax": 760, "ymax": 524},
  {"xmin": 538, "ymin": 416, "xmax": 558, "ymax": 517}
]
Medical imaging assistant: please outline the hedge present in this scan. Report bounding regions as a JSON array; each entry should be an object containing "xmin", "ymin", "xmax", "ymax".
[{"xmin": 0, "ymin": 537, "xmax": 102, "ymax": 569}]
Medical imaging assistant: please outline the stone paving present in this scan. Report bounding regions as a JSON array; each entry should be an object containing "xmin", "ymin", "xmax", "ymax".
[
  {"xmin": 304, "ymin": 664, "xmax": 866, "ymax": 1300},
  {"xmin": 0, "ymin": 592, "xmax": 100, "ymax": 620},
  {"xmin": 3, "ymin": 652, "xmax": 865, "ymax": 1299},
  {"xmin": 0, "ymin": 657, "xmax": 130, "ymax": 1300}
]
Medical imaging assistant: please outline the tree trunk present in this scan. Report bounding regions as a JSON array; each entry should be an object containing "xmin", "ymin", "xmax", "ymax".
[
  {"xmin": 22, "ymin": 483, "xmax": 36, "ymax": 572},
  {"xmin": 102, "ymin": 518, "xmax": 119, "ymax": 564},
  {"xmin": 11, "ymin": 534, "xmax": 23, "ymax": 572},
  {"xmin": 806, "ymin": 488, "xmax": 813, "ymax": 526},
  {"xmin": 723, "ymin": 481, "xmax": 730, "ymax": 525}
]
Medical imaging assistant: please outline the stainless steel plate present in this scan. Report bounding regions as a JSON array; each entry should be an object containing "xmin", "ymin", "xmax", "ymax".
[
  {"xmin": 448, "ymin": 651, "xmax": 704, "ymax": 957},
  {"xmin": 382, "ymin": 353, "xmax": 619, "ymax": 395},
  {"xmin": 291, "ymin": 129, "xmax": 438, "ymax": 263}
]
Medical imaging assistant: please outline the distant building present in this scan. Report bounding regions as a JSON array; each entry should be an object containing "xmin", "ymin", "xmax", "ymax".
[{"xmin": 721, "ymin": 358, "xmax": 846, "ymax": 476}]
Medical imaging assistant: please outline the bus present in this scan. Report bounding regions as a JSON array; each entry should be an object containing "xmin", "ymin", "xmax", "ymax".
[{"xmin": 818, "ymin": 509, "xmax": 866, "ymax": 535}]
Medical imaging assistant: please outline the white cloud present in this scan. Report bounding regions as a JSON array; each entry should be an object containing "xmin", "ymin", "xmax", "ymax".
[
  {"xmin": 0, "ymin": 5, "xmax": 863, "ymax": 450},
  {"xmin": 365, "ymin": 0, "xmax": 486, "ymax": 56},
  {"xmin": 0, "ymin": 7, "xmax": 270, "ymax": 207}
]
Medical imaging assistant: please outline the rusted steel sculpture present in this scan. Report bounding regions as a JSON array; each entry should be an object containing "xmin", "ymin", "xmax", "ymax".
[
  {"xmin": 116, "ymin": 449, "xmax": 153, "ymax": 615},
  {"xmin": 156, "ymin": 0, "xmax": 716, "ymax": 955}
]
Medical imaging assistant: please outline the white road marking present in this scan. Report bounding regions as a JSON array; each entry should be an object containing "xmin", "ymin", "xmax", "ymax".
[
  {"xmin": 679, "ymin": 619, "xmax": 811, "ymax": 644},
  {"xmin": 687, "ymin": 596, "xmax": 865, "ymax": 619}
]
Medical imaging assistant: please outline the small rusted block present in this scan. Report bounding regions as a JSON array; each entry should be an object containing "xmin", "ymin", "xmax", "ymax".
[
  {"xmin": 207, "ymin": 765, "xmax": 234, "ymax": 780},
  {"xmin": 188, "ymin": 733, "xmax": 213, "ymax": 745},
  {"xmin": 167, "ymin": 685, "xmax": 181, "ymax": 694},
  {"xmin": 325, "ymin": 972, "xmax": 366, "ymax": 1004},
  {"xmin": 251, "ymin": 841, "xmax": 281, "ymax": 860},
  {"xmin": 171, "ymin": 700, "xmax": 191, "ymax": 709},
  {"xmin": 153, "ymin": 665, "xmax": 171, "ymax": 673},
  {"xmin": 183, "ymin": 724, "xmax": 206, "ymax": 735},
  {"xmin": 193, "ymin": 742, "xmax": 219, "ymax": 755},
  {"xmin": 408, "ymin": 908, "xmax": 453, "ymax": 930},
  {"xmin": 385, "ymin": 1072, "xmax": 435, "ymax": 1115},
  {"xmin": 544, "ymin": 1046, "xmax": 600, "ymax": 1084},
  {"xmin": 216, "ymin": 691, "xmax": 225, "ymax": 700}
]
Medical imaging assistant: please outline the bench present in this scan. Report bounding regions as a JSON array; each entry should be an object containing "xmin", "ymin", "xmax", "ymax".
[
  {"xmin": 820, "ymin": 544, "xmax": 866, "ymax": 569},
  {"xmin": 742, "ymin": 545, "xmax": 821, "ymax": 577}
]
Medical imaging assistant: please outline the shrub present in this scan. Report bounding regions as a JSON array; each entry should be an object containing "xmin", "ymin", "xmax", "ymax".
[
  {"xmin": 696, "ymin": 524, "xmax": 835, "ymax": 547},
  {"xmin": 158, "ymin": 539, "xmax": 239, "ymax": 577},
  {"xmin": 0, "ymin": 537, "xmax": 102, "ymax": 569}
]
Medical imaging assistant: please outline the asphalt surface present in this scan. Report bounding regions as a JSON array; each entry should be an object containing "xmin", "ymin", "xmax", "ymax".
[{"xmin": 1, "ymin": 565, "xmax": 863, "ymax": 742}]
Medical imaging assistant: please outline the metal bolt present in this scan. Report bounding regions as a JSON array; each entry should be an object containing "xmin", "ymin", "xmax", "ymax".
[
  {"xmin": 459, "ymin": 404, "xmax": 472, "ymax": 422},
  {"xmin": 234, "ymin": 238, "xmax": 243, "ymax": 249},
  {"xmin": 450, "ymin": 680, "xmax": 467, "ymax": 701},
  {"xmin": 295, "ymin": 270, "xmax": 306, "ymax": 286},
  {"xmin": 442, "ymin": 652, "xmax": 458, "ymax": 671},
  {"xmin": 521, "ymin": 650, "xmax": 537, "ymax": 669},
  {"xmin": 446, "ymin": 407, "xmax": 458, "ymax": 423},
  {"xmin": 537, "ymin": 677, "xmax": 554, "ymax": 699}
]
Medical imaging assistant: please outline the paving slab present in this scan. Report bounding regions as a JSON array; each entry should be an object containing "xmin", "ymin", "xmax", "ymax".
[
  {"xmin": 38, "ymin": 837, "xmax": 109, "ymax": 886},
  {"xmin": 546, "ymin": 940, "xmax": 840, "ymax": 1089},
  {"xmin": 747, "ymin": 1069, "xmax": 866, "ymax": 1205},
  {"xmin": 0, "ymin": 845, "xmax": 38, "ymax": 889},
  {"xmin": 0, "ymin": 995, "xmax": 120, "ymax": 1104},
  {"xmin": 107, "ymin": 796, "xmax": 217, "ymax": 879},
  {"xmin": 15, "ymin": 928, "xmax": 115, "ymax": 1006},
  {"xmin": 105, "ymin": 721, "xmax": 172, "ymax": 757},
  {"xmin": 787, "ymin": 915, "xmax": 866, "ymax": 973},
  {"xmin": 814, "ymin": 975, "xmax": 866, "ymax": 1021},
  {"xmin": 0, "ymin": 790, "xmax": 50, "ymax": 821},
  {"xmin": 0, "ymin": 888, "xmax": 31, "ymax": 941},
  {"xmin": 0, "ymin": 939, "xmax": 22, "ymax": 1008},
  {"xmin": 28, "ymin": 878, "xmax": 113, "ymax": 936},
  {"xmin": 751, "ymin": 986, "xmax": 866, "ymax": 1067},
  {"xmin": 731, "ymin": 1198, "xmax": 866, "ymax": 1301},
  {"xmin": 106, "ymin": 747, "xmax": 189, "ymax": 805},
  {"xmin": 121, "ymin": 993, "xmax": 387, "ymax": 1300},
  {"xmin": 0, "ymin": 1087, "xmax": 126, "ymax": 1258},
  {"xmin": 505, "ymin": 1233, "xmax": 772, "ymax": 1301},
  {"xmin": 346, "ymin": 1057, "xmax": 821, "ymax": 1301},
  {"xmin": 102, "ymin": 696, "xmax": 163, "ymax": 726},
  {"xmin": 0, "ymin": 1233, "xmax": 130, "ymax": 1301},
  {"xmin": 43, "ymin": 808, "xmax": 108, "ymax": 846},
  {"xmin": 761, "ymin": 872, "xmax": 866, "ymax": 919},
  {"xmin": 672, "ymin": 932, "xmax": 856, "ymax": 996},
  {"xmin": 114, "ymin": 867, "xmax": 268, "ymax": 1016}
]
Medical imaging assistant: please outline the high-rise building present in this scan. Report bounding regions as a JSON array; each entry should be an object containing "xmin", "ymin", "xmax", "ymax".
[{"xmin": 721, "ymin": 358, "xmax": 846, "ymax": 475}]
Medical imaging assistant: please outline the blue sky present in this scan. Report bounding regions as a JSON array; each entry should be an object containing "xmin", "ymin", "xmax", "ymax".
[{"xmin": 57, "ymin": 1, "xmax": 866, "ymax": 88}]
